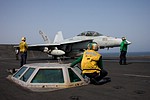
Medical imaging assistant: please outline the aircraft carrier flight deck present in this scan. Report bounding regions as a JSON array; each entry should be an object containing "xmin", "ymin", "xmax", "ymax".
[{"xmin": 0, "ymin": 44, "xmax": 150, "ymax": 100}]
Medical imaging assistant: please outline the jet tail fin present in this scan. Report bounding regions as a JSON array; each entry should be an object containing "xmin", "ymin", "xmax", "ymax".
[
  {"xmin": 53, "ymin": 31, "xmax": 64, "ymax": 43},
  {"xmin": 39, "ymin": 30, "xmax": 51, "ymax": 44}
]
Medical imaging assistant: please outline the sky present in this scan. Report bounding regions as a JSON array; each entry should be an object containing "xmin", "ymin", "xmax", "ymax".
[{"xmin": 0, "ymin": 0, "xmax": 150, "ymax": 52}]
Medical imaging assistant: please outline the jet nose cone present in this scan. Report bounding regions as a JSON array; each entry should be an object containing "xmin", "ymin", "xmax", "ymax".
[{"xmin": 126, "ymin": 40, "xmax": 131, "ymax": 45}]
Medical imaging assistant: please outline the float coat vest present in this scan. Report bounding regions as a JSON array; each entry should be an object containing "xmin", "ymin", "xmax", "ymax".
[
  {"xmin": 19, "ymin": 41, "xmax": 28, "ymax": 53},
  {"xmin": 81, "ymin": 50, "xmax": 101, "ymax": 74}
]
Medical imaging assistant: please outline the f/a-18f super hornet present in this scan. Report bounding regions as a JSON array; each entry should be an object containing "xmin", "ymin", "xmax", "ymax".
[{"xmin": 14, "ymin": 30, "xmax": 131, "ymax": 58}]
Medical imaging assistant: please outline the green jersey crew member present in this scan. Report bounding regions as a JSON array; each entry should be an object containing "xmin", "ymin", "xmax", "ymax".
[
  {"xmin": 119, "ymin": 37, "xmax": 128, "ymax": 65},
  {"xmin": 70, "ymin": 42, "xmax": 111, "ymax": 85},
  {"xmin": 19, "ymin": 37, "xmax": 28, "ymax": 67}
]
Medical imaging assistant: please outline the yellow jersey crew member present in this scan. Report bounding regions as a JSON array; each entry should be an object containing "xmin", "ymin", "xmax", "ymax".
[
  {"xmin": 19, "ymin": 37, "xmax": 28, "ymax": 67},
  {"xmin": 70, "ymin": 42, "xmax": 111, "ymax": 85}
]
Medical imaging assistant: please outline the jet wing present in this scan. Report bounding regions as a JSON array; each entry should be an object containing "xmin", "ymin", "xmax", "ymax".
[
  {"xmin": 14, "ymin": 43, "xmax": 60, "ymax": 51},
  {"xmin": 14, "ymin": 39, "xmax": 93, "ymax": 51},
  {"xmin": 60, "ymin": 39, "xmax": 93, "ymax": 53},
  {"xmin": 60, "ymin": 39, "xmax": 93, "ymax": 45}
]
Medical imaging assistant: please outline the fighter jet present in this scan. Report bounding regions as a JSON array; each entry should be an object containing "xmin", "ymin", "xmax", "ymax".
[
  {"xmin": 14, "ymin": 31, "xmax": 93, "ymax": 58},
  {"xmin": 14, "ymin": 30, "xmax": 131, "ymax": 58},
  {"xmin": 74, "ymin": 31, "xmax": 131, "ymax": 49}
]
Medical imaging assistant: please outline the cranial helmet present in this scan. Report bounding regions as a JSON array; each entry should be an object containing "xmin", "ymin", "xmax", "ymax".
[
  {"xmin": 122, "ymin": 37, "xmax": 126, "ymax": 40},
  {"xmin": 87, "ymin": 42, "xmax": 98, "ymax": 51},
  {"xmin": 87, "ymin": 43, "xmax": 93, "ymax": 50},
  {"xmin": 21, "ymin": 37, "xmax": 26, "ymax": 41}
]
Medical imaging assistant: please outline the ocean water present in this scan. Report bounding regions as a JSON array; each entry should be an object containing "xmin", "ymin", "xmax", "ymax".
[
  {"xmin": 101, "ymin": 52, "xmax": 150, "ymax": 62},
  {"xmin": 101, "ymin": 52, "xmax": 150, "ymax": 57}
]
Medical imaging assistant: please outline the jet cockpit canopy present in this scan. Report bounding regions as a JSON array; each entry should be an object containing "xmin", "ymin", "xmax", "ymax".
[{"xmin": 77, "ymin": 31, "xmax": 103, "ymax": 36}]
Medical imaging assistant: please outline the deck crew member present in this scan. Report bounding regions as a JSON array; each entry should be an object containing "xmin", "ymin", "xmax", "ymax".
[
  {"xmin": 19, "ymin": 37, "xmax": 28, "ymax": 67},
  {"xmin": 119, "ymin": 37, "xmax": 128, "ymax": 65},
  {"xmin": 70, "ymin": 42, "xmax": 110, "ymax": 85}
]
